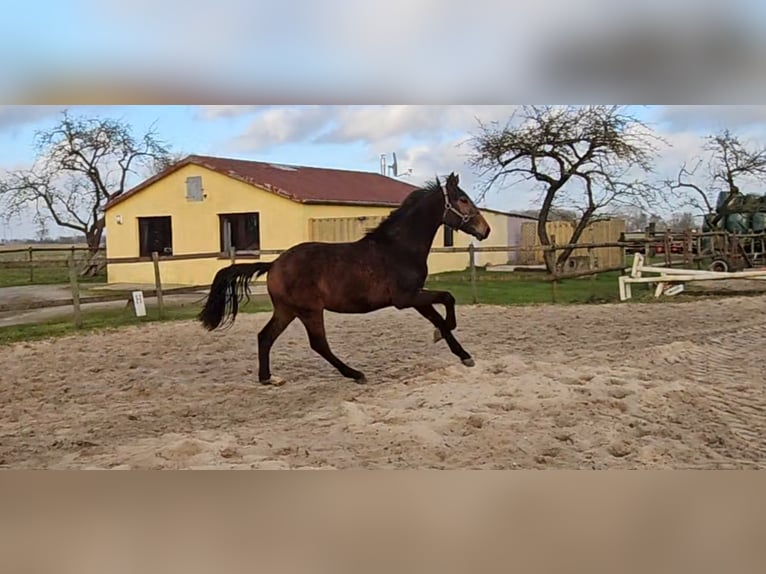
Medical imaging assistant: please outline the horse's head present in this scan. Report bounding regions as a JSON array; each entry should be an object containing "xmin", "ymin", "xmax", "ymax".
[{"xmin": 439, "ymin": 172, "xmax": 491, "ymax": 240}]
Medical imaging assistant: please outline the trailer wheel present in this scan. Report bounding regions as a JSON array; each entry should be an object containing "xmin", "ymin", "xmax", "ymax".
[{"xmin": 709, "ymin": 258, "xmax": 729, "ymax": 273}]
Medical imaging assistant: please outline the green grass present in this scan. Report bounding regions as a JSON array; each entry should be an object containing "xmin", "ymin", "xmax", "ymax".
[
  {"xmin": 0, "ymin": 243, "xmax": 106, "ymax": 287},
  {"xmin": 0, "ymin": 265, "xmax": 705, "ymax": 345},
  {"xmin": 0, "ymin": 297, "xmax": 273, "ymax": 346},
  {"xmin": 1, "ymin": 269, "xmax": 617, "ymax": 345},
  {"xmin": 426, "ymin": 268, "xmax": 623, "ymax": 305},
  {"xmin": 0, "ymin": 267, "xmax": 106, "ymax": 287}
]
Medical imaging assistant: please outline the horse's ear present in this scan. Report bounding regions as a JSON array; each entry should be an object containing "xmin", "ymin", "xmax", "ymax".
[
  {"xmin": 446, "ymin": 172, "xmax": 459, "ymax": 190},
  {"xmin": 435, "ymin": 174, "xmax": 441, "ymax": 189},
  {"xmin": 452, "ymin": 172, "xmax": 460, "ymax": 184}
]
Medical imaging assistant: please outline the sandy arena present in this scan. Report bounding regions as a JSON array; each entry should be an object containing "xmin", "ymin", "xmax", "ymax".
[{"xmin": 1, "ymin": 295, "xmax": 765, "ymax": 469}]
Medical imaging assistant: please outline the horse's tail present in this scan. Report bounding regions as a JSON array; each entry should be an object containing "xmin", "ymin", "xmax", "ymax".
[{"xmin": 198, "ymin": 262, "xmax": 272, "ymax": 331}]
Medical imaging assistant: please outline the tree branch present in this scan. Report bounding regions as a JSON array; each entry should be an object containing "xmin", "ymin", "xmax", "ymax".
[
  {"xmin": 468, "ymin": 105, "xmax": 662, "ymax": 273},
  {"xmin": 0, "ymin": 109, "xmax": 172, "ymax": 269},
  {"xmin": 669, "ymin": 129, "xmax": 766, "ymax": 228}
]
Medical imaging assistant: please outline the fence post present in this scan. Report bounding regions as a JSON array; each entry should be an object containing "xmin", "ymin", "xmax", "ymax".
[
  {"xmin": 68, "ymin": 253, "xmax": 83, "ymax": 329},
  {"xmin": 588, "ymin": 246, "xmax": 596, "ymax": 299},
  {"xmin": 28, "ymin": 247, "xmax": 34, "ymax": 283},
  {"xmin": 549, "ymin": 237, "xmax": 558, "ymax": 303},
  {"xmin": 468, "ymin": 243, "xmax": 478, "ymax": 304},
  {"xmin": 152, "ymin": 251, "xmax": 165, "ymax": 319},
  {"xmin": 551, "ymin": 276, "xmax": 558, "ymax": 303},
  {"xmin": 683, "ymin": 229, "xmax": 693, "ymax": 267}
]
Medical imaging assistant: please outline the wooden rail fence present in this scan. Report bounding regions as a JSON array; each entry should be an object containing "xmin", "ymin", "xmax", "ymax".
[
  {"xmin": 4, "ymin": 232, "xmax": 745, "ymax": 329},
  {"xmin": 0, "ymin": 240, "xmax": 630, "ymax": 330}
]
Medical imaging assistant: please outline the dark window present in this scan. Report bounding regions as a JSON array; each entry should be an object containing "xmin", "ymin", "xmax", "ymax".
[
  {"xmin": 220, "ymin": 212, "xmax": 261, "ymax": 253},
  {"xmin": 443, "ymin": 224, "xmax": 454, "ymax": 247},
  {"xmin": 138, "ymin": 216, "xmax": 173, "ymax": 257}
]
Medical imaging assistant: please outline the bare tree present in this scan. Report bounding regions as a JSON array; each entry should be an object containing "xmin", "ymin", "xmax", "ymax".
[
  {"xmin": 667, "ymin": 129, "xmax": 766, "ymax": 225},
  {"xmin": 148, "ymin": 151, "xmax": 187, "ymax": 176},
  {"xmin": 468, "ymin": 105, "xmax": 662, "ymax": 273},
  {"xmin": 0, "ymin": 110, "xmax": 172, "ymax": 275},
  {"xmin": 612, "ymin": 206, "xmax": 649, "ymax": 231},
  {"xmin": 668, "ymin": 211, "xmax": 696, "ymax": 231}
]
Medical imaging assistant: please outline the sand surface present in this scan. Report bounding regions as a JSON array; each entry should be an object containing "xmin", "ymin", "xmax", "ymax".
[{"xmin": 1, "ymin": 296, "xmax": 764, "ymax": 469}]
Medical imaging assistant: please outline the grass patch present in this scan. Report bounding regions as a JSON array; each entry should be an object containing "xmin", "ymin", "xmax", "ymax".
[
  {"xmin": 0, "ymin": 297, "xmax": 273, "ymax": 346},
  {"xmin": 0, "ymin": 244, "xmax": 106, "ymax": 287},
  {"xmin": 0, "ymin": 267, "xmax": 106, "ymax": 287},
  {"xmin": 0, "ymin": 266, "xmax": 684, "ymax": 345},
  {"xmin": 426, "ymin": 268, "xmax": 623, "ymax": 305}
]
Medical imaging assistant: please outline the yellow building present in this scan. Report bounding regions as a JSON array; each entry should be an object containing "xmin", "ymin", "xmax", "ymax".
[{"xmin": 103, "ymin": 155, "xmax": 527, "ymax": 287}]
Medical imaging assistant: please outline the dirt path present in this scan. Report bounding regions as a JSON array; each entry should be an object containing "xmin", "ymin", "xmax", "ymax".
[
  {"xmin": 0, "ymin": 283, "xmax": 267, "ymax": 327},
  {"xmin": 0, "ymin": 293, "xmax": 203, "ymax": 327},
  {"xmin": 1, "ymin": 295, "xmax": 764, "ymax": 469}
]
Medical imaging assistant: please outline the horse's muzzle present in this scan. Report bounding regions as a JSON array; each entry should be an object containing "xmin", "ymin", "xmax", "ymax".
[{"xmin": 470, "ymin": 217, "xmax": 491, "ymax": 241}]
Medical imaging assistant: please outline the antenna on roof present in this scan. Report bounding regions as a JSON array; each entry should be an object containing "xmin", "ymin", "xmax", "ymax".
[
  {"xmin": 380, "ymin": 154, "xmax": 387, "ymax": 176},
  {"xmin": 386, "ymin": 151, "xmax": 412, "ymax": 178}
]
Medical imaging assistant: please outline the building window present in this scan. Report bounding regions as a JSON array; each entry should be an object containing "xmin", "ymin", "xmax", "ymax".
[
  {"xmin": 138, "ymin": 216, "xmax": 173, "ymax": 257},
  {"xmin": 185, "ymin": 175, "xmax": 204, "ymax": 202},
  {"xmin": 220, "ymin": 212, "xmax": 261, "ymax": 253},
  {"xmin": 443, "ymin": 224, "xmax": 454, "ymax": 247}
]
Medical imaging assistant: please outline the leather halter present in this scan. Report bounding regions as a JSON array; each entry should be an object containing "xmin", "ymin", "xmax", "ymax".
[{"xmin": 442, "ymin": 185, "xmax": 477, "ymax": 228}]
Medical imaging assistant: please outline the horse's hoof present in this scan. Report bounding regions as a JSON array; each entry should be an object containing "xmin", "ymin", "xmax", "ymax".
[
  {"xmin": 433, "ymin": 329, "xmax": 443, "ymax": 343},
  {"xmin": 462, "ymin": 358, "xmax": 475, "ymax": 367},
  {"xmin": 261, "ymin": 376, "xmax": 286, "ymax": 386},
  {"xmin": 348, "ymin": 371, "xmax": 367, "ymax": 384}
]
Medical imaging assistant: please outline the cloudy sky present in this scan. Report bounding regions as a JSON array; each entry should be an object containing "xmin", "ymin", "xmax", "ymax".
[
  {"xmin": 3, "ymin": 104, "xmax": 766, "ymax": 239},
  {"xmin": 3, "ymin": 0, "xmax": 764, "ymax": 102},
  {"xmin": 2, "ymin": 0, "xmax": 765, "ymax": 238}
]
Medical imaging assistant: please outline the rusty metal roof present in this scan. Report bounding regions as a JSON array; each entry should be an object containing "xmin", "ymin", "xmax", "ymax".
[{"xmin": 105, "ymin": 154, "xmax": 421, "ymax": 210}]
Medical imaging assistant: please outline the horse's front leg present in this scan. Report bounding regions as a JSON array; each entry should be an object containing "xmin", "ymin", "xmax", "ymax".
[
  {"xmin": 394, "ymin": 289, "xmax": 457, "ymax": 330},
  {"xmin": 424, "ymin": 289, "xmax": 458, "ymax": 331},
  {"xmin": 414, "ymin": 305, "xmax": 474, "ymax": 366},
  {"xmin": 392, "ymin": 290, "xmax": 474, "ymax": 367},
  {"xmin": 394, "ymin": 288, "xmax": 458, "ymax": 343}
]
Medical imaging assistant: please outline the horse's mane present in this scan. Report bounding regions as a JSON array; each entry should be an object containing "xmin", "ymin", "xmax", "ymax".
[{"xmin": 364, "ymin": 179, "xmax": 441, "ymax": 240}]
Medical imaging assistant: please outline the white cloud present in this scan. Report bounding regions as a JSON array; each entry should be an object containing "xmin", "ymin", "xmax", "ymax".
[
  {"xmin": 229, "ymin": 106, "xmax": 337, "ymax": 152},
  {"xmin": 319, "ymin": 106, "xmax": 518, "ymax": 145},
  {"xmin": 224, "ymin": 105, "xmax": 766, "ymax": 214},
  {"xmin": 227, "ymin": 106, "xmax": 518, "ymax": 152},
  {"xmin": 384, "ymin": 137, "xmax": 542, "ymax": 212},
  {"xmin": 195, "ymin": 106, "xmax": 281, "ymax": 121},
  {"xmin": 224, "ymin": 106, "xmax": 527, "ymax": 203},
  {"xmin": 216, "ymin": 104, "xmax": 546, "ymax": 211}
]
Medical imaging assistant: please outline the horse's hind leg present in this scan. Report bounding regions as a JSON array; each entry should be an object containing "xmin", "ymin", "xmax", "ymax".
[
  {"xmin": 298, "ymin": 310, "xmax": 366, "ymax": 383},
  {"xmin": 415, "ymin": 305, "xmax": 474, "ymax": 367},
  {"xmin": 258, "ymin": 306, "xmax": 296, "ymax": 385}
]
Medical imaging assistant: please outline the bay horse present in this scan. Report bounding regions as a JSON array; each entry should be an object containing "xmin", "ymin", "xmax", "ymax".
[{"xmin": 197, "ymin": 172, "xmax": 491, "ymax": 385}]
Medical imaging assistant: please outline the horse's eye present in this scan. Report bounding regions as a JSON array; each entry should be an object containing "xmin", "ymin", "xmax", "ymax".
[{"xmin": 458, "ymin": 197, "xmax": 469, "ymax": 204}]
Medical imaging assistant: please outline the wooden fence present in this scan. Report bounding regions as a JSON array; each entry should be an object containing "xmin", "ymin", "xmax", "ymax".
[
  {"xmin": 0, "ymin": 246, "xmax": 106, "ymax": 283},
  {"xmin": 4, "ymin": 228, "xmax": 762, "ymax": 331},
  {"xmin": 519, "ymin": 219, "xmax": 627, "ymax": 268},
  {"xmin": 1, "ymin": 241, "xmax": 638, "ymax": 330}
]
